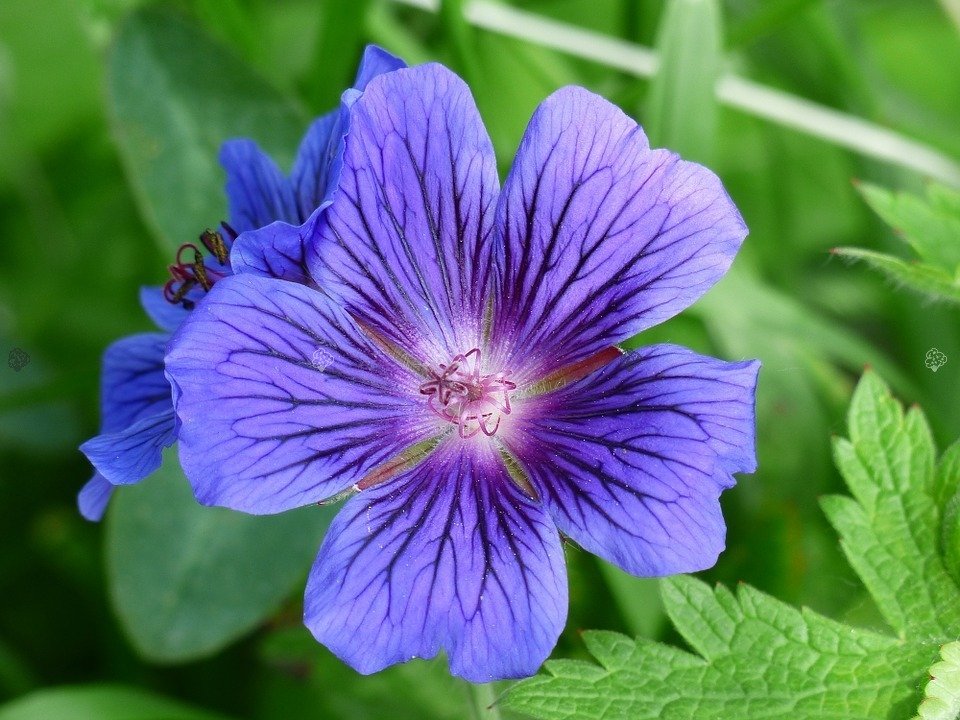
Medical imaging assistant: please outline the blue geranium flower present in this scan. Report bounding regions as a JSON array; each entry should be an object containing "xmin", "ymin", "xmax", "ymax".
[
  {"xmin": 165, "ymin": 63, "xmax": 759, "ymax": 681},
  {"xmin": 77, "ymin": 46, "xmax": 406, "ymax": 521}
]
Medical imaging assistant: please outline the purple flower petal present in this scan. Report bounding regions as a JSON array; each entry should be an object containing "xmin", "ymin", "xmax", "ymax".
[
  {"xmin": 312, "ymin": 64, "xmax": 499, "ymax": 364},
  {"xmin": 79, "ymin": 326, "xmax": 174, "ymax": 499},
  {"xmin": 289, "ymin": 46, "xmax": 405, "ymax": 221},
  {"xmin": 139, "ymin": 286, "xmax": 189, "ymax": 333},
  {"xmin": 304, "ymin": 440, "xmax": 567, "ymax": 682},
  {"xmin": 230, "ymin": 219, "xmax": 317, "ymax": 285},
  {"xmin": 96, "ymin": 333, "xmax": 172, "ymax": 433},
  {"xmin": 352, "ymin": 44, "xmax": 407, "ymax": 92},
  {"xmin": 220, "ymin": 139, "xmax": 300, "ymax": 233},
  {"xmin": 231, "ymin": 49, "xmax": 408, "ymax": 286},
  {"xmin": 492, "ymin": 87, "xmax": 747, "ymax": 380},
  {"xmin": 78, "ymin": 473, "xmax": 116, "ymax": 522},
  {"xmin": 165, "ymin": 273, "xmax": 430, "ymax": 514},
  {"xmin": 289, "ymin": 111, "xmax": 340, "ymax": 222},
  {"xmin": 80, "ymin": 410, "xmax": 177, "ymax": 486},
  {"xmin": 508, "ymin": 344, "xmax": 759, "ymax": 576}
]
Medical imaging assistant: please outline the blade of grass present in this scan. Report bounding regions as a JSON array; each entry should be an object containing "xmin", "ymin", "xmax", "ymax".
[
  {"xmin": 939, "ymin": 0, "xmax": 960, "ymax": 34},
  {"xmin": 389, "ymin": 0, "xmax": 960, "ymax": 186},
  {"xmin": 646, "ymin": 0, "xmax": 722, "ymax": 162}
]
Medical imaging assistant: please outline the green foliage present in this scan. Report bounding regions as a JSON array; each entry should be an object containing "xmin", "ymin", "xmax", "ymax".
[
  {"xmin": 822, "ymin": 372, "xmax": 960, "ymax": 639},
  {"xmin": 503, "ymin": 372, "xmax": 960, "ymax": 720},
  {"xmin": 834, "ymin": 183, "xmax": 960, "ymax": 304},
  {"xmin": 258, "ymin": 628, "xmax": 473, "ymax": 720},
  {"xmin": 3, "ymin": 1, "xmax": 960, "ymax": 718},
  {"xmin": 108, "ymin": 5, "xmax": 307, "ymax": 253},
  {"xmin": 106, "ymin": 451, "xmax": 333, "ymax": 662},
  {"xmin": 646, "ymin": 0, "xmax": 722, "ymax": 162},
  {"xmin": 912, "ymin": 641, "xmax": 960, "ymax": 720},
  {"xmin": 0, "ymin": 685, "xmax": 232, "ymax": 720}
]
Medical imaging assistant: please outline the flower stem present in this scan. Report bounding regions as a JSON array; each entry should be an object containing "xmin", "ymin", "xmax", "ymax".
[
  {"xmin": 939, "ymin": 0, "xmax": 960, "ymax": 34},
  {"xmin": 389, "ymin": 0, "xmax": 960, "ymax": 187},
  {"xmin": 467, "ymin": 682, "xmax": 502, "ymax": 720}
]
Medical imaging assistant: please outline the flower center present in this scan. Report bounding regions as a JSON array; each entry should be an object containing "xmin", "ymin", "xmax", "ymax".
[
  {"xmin": 419, "ymin": 348, "xmax": 516, "ymax": 438},
  {"xmin": 163, "ymin": 224, "xmax": 236, "ymax": 309}
]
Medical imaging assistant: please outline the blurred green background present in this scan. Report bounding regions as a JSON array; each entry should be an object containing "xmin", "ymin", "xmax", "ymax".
[{"xmin": 1, "ymin": 0, "xmax": 958, "ymax": 718}]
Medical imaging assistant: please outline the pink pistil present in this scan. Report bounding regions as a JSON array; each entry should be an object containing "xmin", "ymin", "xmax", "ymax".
[{"xmin": 419, "ymin": 348, "xmax": 516, "ymax": 438}]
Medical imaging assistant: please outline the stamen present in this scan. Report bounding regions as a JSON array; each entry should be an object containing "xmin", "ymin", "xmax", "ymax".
[
  {"xmin": 419, "ymin": 349, "xmax": 516, "ymax": 439},
  {"xmin": 200, "ymin": 228, "xmax": 230, "ymax": 265},
  {"xmin": 164, "ymin": 226, "xmax": 233, "ymax": 309}
]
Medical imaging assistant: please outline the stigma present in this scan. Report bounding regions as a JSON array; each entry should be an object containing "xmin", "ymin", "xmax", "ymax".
[{"xmin": 419, "ymin": 349, "xmax": 516, "ymax": 438}]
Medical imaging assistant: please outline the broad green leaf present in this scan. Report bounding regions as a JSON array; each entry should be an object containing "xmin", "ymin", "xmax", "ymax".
[
  {"xmin": 646, "ymin": 0, "xmax": 722, "ymax": 162},
  {"xmin": 504, "ymin": 371, "xmax": 959, "ymax": 720},
  {"xmin": 858, "ymin": 182, "xmax": 960, "ymax": 273},
  {"xmin": 258, "ymin": 627, "xmax": 474, "ymax": 720},
  {"xmin": 596, "ymin": 562, "xmax": 665, "ymax": 639},
  {"xmin": 303, "ymin": 0, "xmax": 372, "ymax": 111},
  {"xmin": 108, "ymin": 6, "xmax": 306, "ymax": 253},
  {"xmin": 106, "ymin": 451, "xmax": 333, "ymax": 663},
  {"xmin": 0, "ymin": 685, "xmax": 231, "ymax": 720},
  {"xmin": 832, "ymin": 247, "xmax": 960, "ymax": 305},
  {"xmin": 912, "ymin": 641, "xmax": 960, "ymax": 720},
  {"xmin": 471, "ymin": 32, "xmax": 578, "ymax": 163}
]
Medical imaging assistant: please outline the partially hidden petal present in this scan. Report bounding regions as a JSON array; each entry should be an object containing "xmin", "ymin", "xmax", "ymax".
[
  {"xmin": 352, "ymin": 44, "xmax": 407, "ymax": 92},
  {"xmin": 230, "ymin": 219, "xmax": 317, "ymax": 285},
  {"xmin": 78, "ymin": 473, "xmax": 116, "ymax": 522},
  {"xmin": 80, "ymin": 409, "xmax": 177, "ymax": 486},
  {"xmin": 165, "ymin": 273, "xmax": 428, "ymax": 514},
  {"xmin": 492, "ymin": 86, "xmax": 747, "ymax": 380},
  {"xmin": 313, "ymin": 64, "xmax": 500, "ymax": 364},
  {"xmin": 97, "ymin": 333, "xmax": 172, "ymax": 434},
  {"xmin": 289, "ymin": 111, "xmax": 339, "ymax": 222},
  {"xmin": 508, "ymin": 344, "xmax": 759, "ymax": 576},
  {"xmin": 305, "ymin": 440, "xmax": 567, "ymax": 682},
  {"xmin": 285, "ymin": 49, "xmax": 407, "ymax": 262},
  {"xmin": 220, "ymin": 139, "xmax": 300, "ymax": 233},
  {"xmin": 139, "ymin": 286, "xmax": 189, "ymax": 333}
]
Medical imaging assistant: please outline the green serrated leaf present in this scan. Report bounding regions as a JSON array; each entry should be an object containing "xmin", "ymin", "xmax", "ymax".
[
  {"xmin": 912, "ymin": 641, "xmax": 960, "ymax": 720},
  {"xmin": 504, "ymin": 577, "xmax": 930, "ymax": 720},
  {"xmin": 934, "ymin": 440, "xmax": 960, "ymax": 509},
  {"xmin": 108, "ymin": 6, "xmax": 306, "ymax": 253},
  {"xmin": 505, "ymin": 371, "xmax": 960, "ymax": 720},
  {"xmin": 0, "ymin": 685, "xmax": 232, "ymax": 720},
  {"xmin": 858, "ymin": 183, "xmax": 960, "ymax": 272},
  {"xmin": 106, "ymin": 451, "xmax": 333, "ymax": 663},
  {"xmin": 822, "ymin": 370, "xmax": 960, "ymax": 639},
  {"xmin": 833, "ymin": 247, "xmax": 960, "ymax": 305},
  {"xmin": 942, "ymin": 486, "xmax": 960, "ymax": 587}
]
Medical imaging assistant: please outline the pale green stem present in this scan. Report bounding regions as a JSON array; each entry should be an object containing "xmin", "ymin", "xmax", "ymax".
[
  {"xmin": 468, "ymin": 681, "xmax": 503, "ymax": 720},
  {"xmin": 389, "ymin": 0, "xmax": 960, "ymax": 187}
]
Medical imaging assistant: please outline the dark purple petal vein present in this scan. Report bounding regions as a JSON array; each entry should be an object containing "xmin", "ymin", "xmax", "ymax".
[
  {"xmin": 492, "ymin": 86, "xmax": 748, "ymax": 380},
  {"xmin": 165, "ymin": 273, "xmax": 429, "ymax": 514},
  {"xmin": 507, "ymin": 344, "xmax": 759, "ymax": 576},
  {"xmin": 312, "ymin": 63, "xmax": 500, "ymax": 365},
  {"xmin": 304, "ymin": 439, "xmax": 567, "ymax": 682}
]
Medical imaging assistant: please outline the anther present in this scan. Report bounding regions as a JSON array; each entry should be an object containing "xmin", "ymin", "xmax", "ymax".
[{"xmin": 163, "ymin": 226, "xmax": 233, "ymax": 309}]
